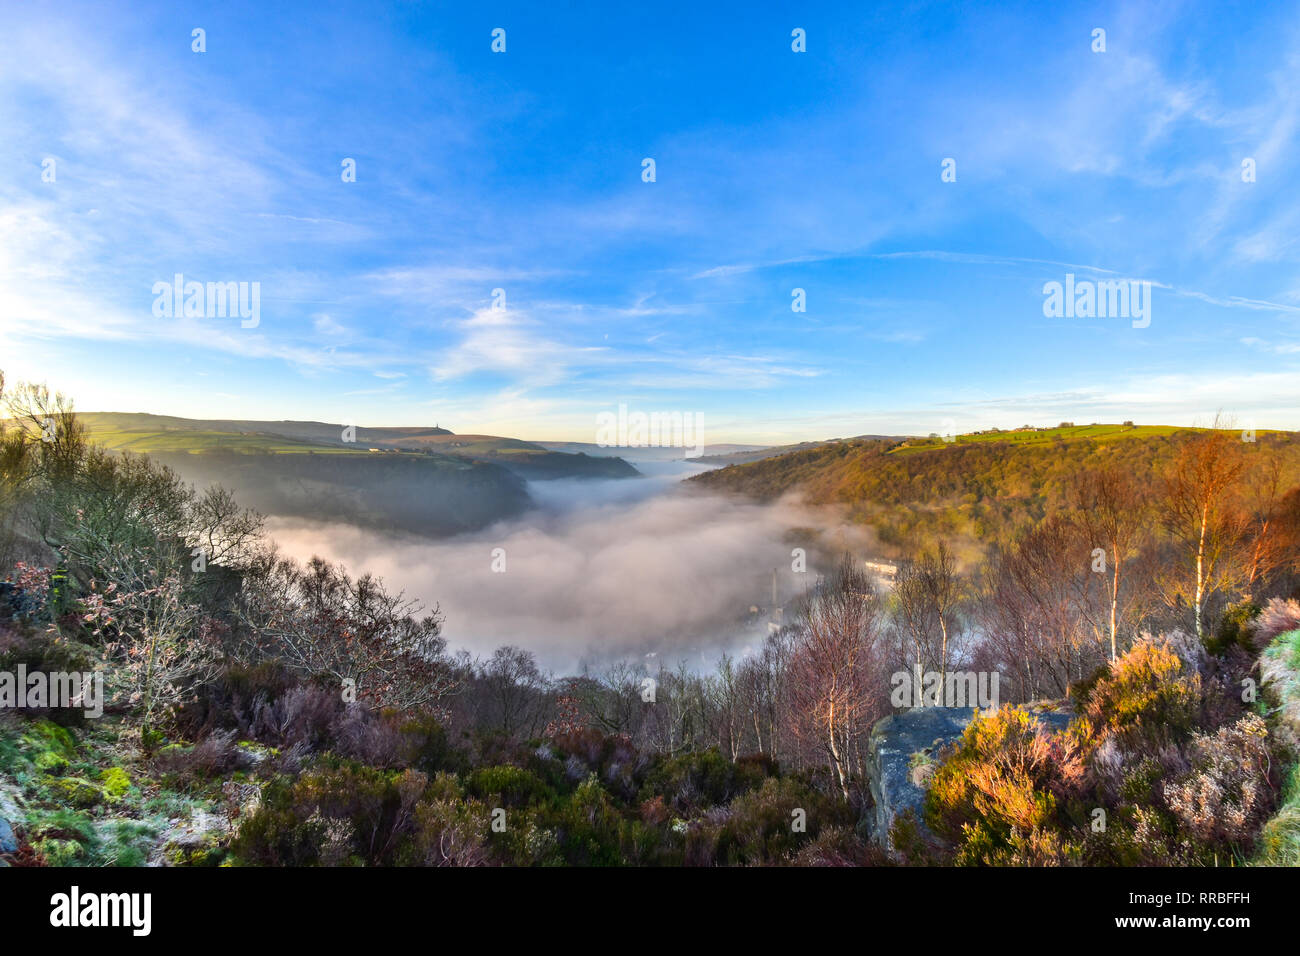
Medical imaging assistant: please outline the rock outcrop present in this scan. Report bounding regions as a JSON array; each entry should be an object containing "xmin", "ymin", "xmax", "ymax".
[{"xmin": 0, "ymin": 817, "xmax": 18, "ymax": 855}]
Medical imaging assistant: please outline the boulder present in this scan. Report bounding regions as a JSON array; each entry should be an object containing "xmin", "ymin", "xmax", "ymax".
[
  {"xmin": 148, "ymin": 809, "xmax": 229, "ymax": 867},
  {"xmin": 0, "ymin": 817, "xmax": 17, "ymax": 855},
  {"xmin": 866, "ymin": 707, "xmax": 972, "ymax": 849}
]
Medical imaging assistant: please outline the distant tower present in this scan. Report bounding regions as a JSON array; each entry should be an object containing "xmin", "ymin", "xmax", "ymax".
[{"xmin": 770, "ymin": 568, "xmax": 782, "ymax": 627}]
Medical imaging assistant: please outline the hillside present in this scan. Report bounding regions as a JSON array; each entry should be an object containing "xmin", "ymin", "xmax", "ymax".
[
  {"xmin": 78, "ymin": 413, "xmax": 639, "ymax": 481},
  {"xmin": 536, "ymin": 441, "xmax": 766, "ymax": 461},
  {"xmin": 73, "ymin": 414, "xmax": 532, "ymax": 535},
  {"xmin": 150, "ymin": 448, "xmax": 532, "ymax": 537},
  {"xmin": 690, "ymin": 425, "xmax": 1300, "ymax": 556},
  {"xmin": 687, "ymin": 435, "xmax": 898, "ymax": 466}
]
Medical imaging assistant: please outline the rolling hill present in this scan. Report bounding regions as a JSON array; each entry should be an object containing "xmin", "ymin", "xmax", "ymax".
[
  {"xmin": 689, "ymin": 424, "xmax": 1300, "ymax": 559},
  {"xmin": 70, "ymin": 413, "xmax": 638, "ymax": 536},
  {"xmin": 77, "ymin": 413, "xmax": 639, "ymax": 481}
]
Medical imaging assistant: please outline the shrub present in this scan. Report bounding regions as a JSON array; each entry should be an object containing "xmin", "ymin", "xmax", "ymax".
[
  {"xmin": 1163, "ymin": 714, "xmax": 1275, "ymax": 857},
  {"xmin": 544, "ymin": 728, "xmax": 648, "ymax": 801},
  {"xmin": 1067, "ymin": 664, "xmax": 1110, "ymax": 708},
  {"xmin": 1083, "ymin": 635, "xmax": 1201, "ymax": 742},
  {"xmin": 889, "ymin": 809, "xmax": 940, "ymax": 865},
  {"xmin": 330, "ymin": 703, "xmax": 408, "ymax": 768},
  {"xmin": 714, "ymin": 776, "xmax": 850, "ymax": 865},
  {"xmin": 400, "ymin": 714, "xmax": 463, "ymax": 776},
  {"xmin": 925, "ymin": 707, "xmax": 1086, "ymax": 866},
  {"xmin": 640, "ymin": 747, "xmax": 771, "ymax": 813},
  {"xmin": 173, "ymin": 661, "xmax": 297, "ymax": 739},
  {"xmin": 411, "ymin": 775, "xmax": 491, "ymax": 867},
  {"xmin": 150, "ymin": 730, "xmax": 246, "ymax": 791},
  {"xmin": 180, "ymin": 666, "xmax": 469, "ymax": 777},
  {"xmin": 793, "ymin": 826, "xmax": 891, "ymax": 866},
  {"xmin": 1209, "ymin": 601, "xmax": 1261, "ymax": 656},
  {"xmin": 0, "ymin": 629, "xmax": 97, "ymax": 730},
  {"xmin": 231, "ymin": 759, "xmax": 430, "ymax": 866},
  {"xmin": 249, "ymin": 684, "xmax": 343, "ymax": 750},
  {"xmin": 551, "ymin": 780, "xmax": 631, "ymax": 868},
  {"xmin": 466, "ymin": 765, "xmax": 552, "ymax": 808}
]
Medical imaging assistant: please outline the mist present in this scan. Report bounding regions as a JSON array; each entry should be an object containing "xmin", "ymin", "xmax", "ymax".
[{"xmin": 264, "ymin": 465, "xmax": 875, "ymax": 674}]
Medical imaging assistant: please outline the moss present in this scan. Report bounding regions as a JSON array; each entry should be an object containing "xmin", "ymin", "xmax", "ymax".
[
  {"xmin": 100, "ymin": 766, "xmax": 131, "ymax": 800},
  {"xmin": 908, "ymin": 750, "xmax": 936, "ymax": 770},
  {"xmin": 25, "ymin": 808, "xmax": 97, "ymax": 865},
  {"xmin": 51, "ymin": 776, "xmax": 102, "ymax": 808},
  {"xmin": 36, "ymin": 836, "xmax": 89, "ymax": 865},
  {"xmin": 20, "ymin": 719, "xmax": 78, "ymax": 774},
  {"xmin": 25, "ymin": 719, "xmax": 77, "ymax": 752},
  {"xmin": 34, "ymin": 750, "xmax": 69, "ymax": 774}
]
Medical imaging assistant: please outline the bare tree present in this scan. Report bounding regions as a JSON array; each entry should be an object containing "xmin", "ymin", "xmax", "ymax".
[
  {"xmin": 3, "ymin": 378, "xmax": 86, "ymax": 485},
  {"xmin": 81, "ymin": 550, "xmax": 219, "ymax": 747},
  {"xmin": 1160, "ymin": 426, "xmax": 1246, "ymax": 638},
  {"xmin": 709, "ymin": 654, "xmax": 744, "ymax": 760},
  {"xmin": 978, "ymin": 514, "xmax": 1107, "ymax": 700},
  {"xmin": 0, "ymin": 372, "xmax": 36, "ymax": 562},
  {"xmin": 787, "ymin": 555, "xmax": 888, "ymax": 800},
  {"xmin": 1072, "ymin": 464, "xmax": 1149, "ymax": 660},
  {"xmin": 1238, "ymin": 454, "xmax": 1289, "ymax": 601},
  {"xmin": 234, "ymin": 552, "xmax": 456, "ymax": 712},
  {"xmin": 479, "ymin": 645, "xmax": 550, "ymax": 738},
  {"xmin": 188, "ymin": 484, "xmax": 265, "ymax": 570},
  {"xmin": 893, "ymin": 558, "xmax": 944, "ymax": 676},
  {"xmin": 917, "ymin": 542, "xmax": 962, "ymax": 684}
]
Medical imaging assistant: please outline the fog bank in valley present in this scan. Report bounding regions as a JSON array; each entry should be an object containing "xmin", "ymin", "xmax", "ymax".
[{"xmin": 265, "ymin": 463, "xmax": 874, "ymax": 674}]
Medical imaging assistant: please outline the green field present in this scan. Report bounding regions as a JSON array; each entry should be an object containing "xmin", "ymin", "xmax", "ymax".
[
  {"xmin": 889, "ymin": 423, "xmax": 1221, "ymax": 456},
  {"xmin": 78, "ymin": 419, "xmax": 378, "ymax": 456},
  {"xmin": 69, "ymin": 413, "xmax": 639, "ymax": 479}
]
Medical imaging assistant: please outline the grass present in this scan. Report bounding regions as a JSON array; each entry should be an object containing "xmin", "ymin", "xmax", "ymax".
[
  {"xmin": 0, "ymin": 714, "xmax": 217, "ymax": 867},
  {"xmin": 75, "ymin": 414, "xmax": 553, "ymax": 460},
  {"xmin": 82, "ymin": 425, "xmax": 375, "ymax": 456},
  {"xmin": 1266, "ymin": 628, "xmax": 1300, "ymax": 673},
  {"xmin": 1252, "ymin": 762, "xmax": 1300, "ymax": 866},
  {"xmin": 1251, "ymin": 628, "xmax": 1300, "ymax": 865}
]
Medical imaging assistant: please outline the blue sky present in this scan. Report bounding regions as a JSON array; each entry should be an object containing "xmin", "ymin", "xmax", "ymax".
[{"xmin": 2, "ymin": 0, "xmax": 1299, "ymax": 444}]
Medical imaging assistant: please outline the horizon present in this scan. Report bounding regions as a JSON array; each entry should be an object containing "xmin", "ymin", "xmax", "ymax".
[
  {"xmin": 66, "ymin": 409, "xmax": 1282, "ymax": 449},
  {"xmin": 4, "ymin": 1, "xmax": 1300, "ymax": 444}
]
